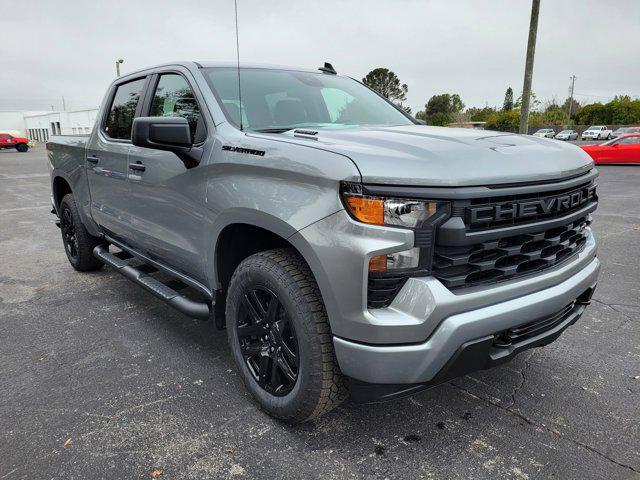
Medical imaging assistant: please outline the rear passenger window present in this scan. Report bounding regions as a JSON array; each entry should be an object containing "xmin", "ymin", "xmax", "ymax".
[
  {"xmin": 104, "ymin": 78, "xmax": 146, "ymax": 140},
  {"xmin": 150, "ymin": 73, "xmax": 205, "ymax": 143}
]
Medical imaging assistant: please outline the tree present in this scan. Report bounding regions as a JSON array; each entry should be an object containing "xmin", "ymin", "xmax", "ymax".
[
  {"xmin": 609, "ymin": 96, "xmax": 640, "ymax": 124},
  {"xmin": 416, "ymin": 93, "xmax": 465, "ymax": 125},
  {"xmin": 484, "ymin": 110, "xmax": 520, "ymax": 132},
  {"xmin": 502, "ymin": 87, "xmax": 514, "ymax": 111},
  {"xmin": 515, "ymin": 91, "xmax": 541, "ymax": 111},
  {"xmin": 573, "ymin": 102, "xmax": 608, "ymax": 125},
  {"xmin": 562, "ymin": 97, "xmax": 581, "ymax": 118},
  {"xmin": 467, "ymin": 106, "xmax": 496, "ymax": 122},
  {"xmin": 362, "ymin": 68, "xmax": 409, "ymax": 109}
]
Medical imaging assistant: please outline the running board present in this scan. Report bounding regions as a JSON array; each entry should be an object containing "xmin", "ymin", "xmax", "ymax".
[{"xmin": 93, "ymin": 245, "xmax": 211, "ymax": 320}]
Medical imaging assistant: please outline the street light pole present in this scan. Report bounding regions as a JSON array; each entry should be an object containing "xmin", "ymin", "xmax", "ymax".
[
  {"xmin": 115, "ymin": 58, "xmax": 124, "ymax": 77},
  {"xmin": 519, "ymin": 0, "xmax": 541, "ymax": 134},
  {"xmin": 567, "ymin": 75, "xmax": 576, "ymax": 124}
]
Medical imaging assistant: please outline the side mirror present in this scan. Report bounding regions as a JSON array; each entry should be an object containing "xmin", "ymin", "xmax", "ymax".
[
  {"xmin": 132, "ymin": 116, "xmax": 192, "ymax": 151},
  {"xmin": 132, "ymin": 116, "xmax": 202, "ymax": 168}
]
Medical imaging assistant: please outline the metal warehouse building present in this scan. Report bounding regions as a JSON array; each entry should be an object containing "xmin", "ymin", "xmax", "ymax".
[{"xmin": 0, "ymin": 109, "xmax": 99, "ymax": 142}]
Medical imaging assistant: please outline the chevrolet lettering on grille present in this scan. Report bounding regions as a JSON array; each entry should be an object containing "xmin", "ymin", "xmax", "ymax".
[{"xmin": 466, "ymin": 184, "xmax": 597, "ymax": 226}]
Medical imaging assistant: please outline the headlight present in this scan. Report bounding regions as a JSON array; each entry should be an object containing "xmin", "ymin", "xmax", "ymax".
[
  {"xmin": 341, "ymin": 183, "xmax": 446, "ymax": 228},
  {"xmin": 341, "ymin": 182, "xmax": 450, "ymax": 276}
]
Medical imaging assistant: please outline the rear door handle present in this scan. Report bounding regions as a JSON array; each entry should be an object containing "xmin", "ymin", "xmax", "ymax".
[
  {"xmin": 129, "ymin": 162, "xmax": 146, "ymax": 172},
  {"xmin": 87, "ymin": 156, "xmax": 99, "ymax": 163}
]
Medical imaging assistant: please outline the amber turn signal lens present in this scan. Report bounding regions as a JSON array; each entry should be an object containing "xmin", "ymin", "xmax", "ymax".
[
  {"xmin": 368, "ymin": 255, "xmax": 387, "ymax": 273},
  {"xmin": 345, "ymin": 196, "xmax": 384, "ymax": 225}
]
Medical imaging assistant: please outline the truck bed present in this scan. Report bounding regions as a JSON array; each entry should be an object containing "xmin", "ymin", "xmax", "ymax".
[{"xmin": 48, "ymin": 135, "xmax": 88, "ymax": 175}]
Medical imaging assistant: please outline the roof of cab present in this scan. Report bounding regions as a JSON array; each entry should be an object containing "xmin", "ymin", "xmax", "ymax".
[{"xmin": 117, "ymin": 61, "xmax": 329, "ymax": 80}]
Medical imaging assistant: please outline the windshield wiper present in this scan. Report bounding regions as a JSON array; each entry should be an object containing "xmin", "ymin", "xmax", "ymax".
[{"xmin": 253, "ymin": 127, "xmax": 296, "ymax": 134}]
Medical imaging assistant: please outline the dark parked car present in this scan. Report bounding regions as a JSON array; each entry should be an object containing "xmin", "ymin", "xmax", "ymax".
[{"xmin": 611, "ymin": 126, "xmax": 640, "ymax": 138}]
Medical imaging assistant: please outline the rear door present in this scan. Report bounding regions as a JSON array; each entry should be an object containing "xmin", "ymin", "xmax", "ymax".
[
  {"xmin": 86, "ymin": 76, "xmax": 148, "ymax": 240},
  {"xmin": 124, "ymin": 69, "xmax": 213, "ymax": 283}
]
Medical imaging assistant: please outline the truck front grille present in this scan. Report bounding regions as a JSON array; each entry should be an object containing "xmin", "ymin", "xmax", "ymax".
[
  {"xmin": 461, "ymin": 180, "xmax": 596, "ymax": 230},
  {"xmin": 433, "ymin": 216, "xmax": 590, "ymax": 289}
]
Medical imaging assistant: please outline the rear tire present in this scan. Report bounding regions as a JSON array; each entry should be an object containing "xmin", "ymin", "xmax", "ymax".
[
  {"xmin": 226, "ymin": 248, "xmax": 348, "ymax": 423},
  {"xmin": 15, "ymin": 143, "xmax": 28, "ymax": 152},
  {"xmin": 59, "ymin": 193, "xmax": 104, "ymax": 271}
]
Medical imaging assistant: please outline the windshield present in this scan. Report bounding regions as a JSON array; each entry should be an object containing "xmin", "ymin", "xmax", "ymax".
[
  {"xmin": 559, "ymin": 130, "xmax": 571, "ymax": 134},
  {"xmin": 202, "ymin": 68, "xmax": 414, "ymax": 132}
]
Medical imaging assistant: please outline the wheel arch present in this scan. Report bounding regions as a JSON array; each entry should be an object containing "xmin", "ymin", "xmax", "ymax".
[
  {"xmin": 52, "ymin": 175, "xmax": 73, "ymax": 211},
  {"xmin": 209, "ymin": 211, "xmax": 338, "ymax": 333}
]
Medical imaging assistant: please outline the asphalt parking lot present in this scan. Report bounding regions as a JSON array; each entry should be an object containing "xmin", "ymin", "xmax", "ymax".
[{"xmin": 1, "ymin": 145, "xmax": 638, "ymax": 480}]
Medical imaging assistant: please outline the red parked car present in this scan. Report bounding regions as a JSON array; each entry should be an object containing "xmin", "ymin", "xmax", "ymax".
[
  {"xmin": 580, "ymin": 134, "xmax": 640, "ymax": 165},
  {"xmin": 0, "ymin": 132, "xmax": 29, "ymax": 152}
]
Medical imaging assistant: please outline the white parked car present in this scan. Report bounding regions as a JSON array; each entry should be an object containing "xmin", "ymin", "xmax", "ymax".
[
  {"xmin": 581, "ymin": 125, "xmax": 612, "ymax": 141},
  {"xmin": 555, "ymin": 129, "xmax": 579, "ymax": 141},
  {"xmin": 533, "ymin": 128, "xmax": 556, "ymax": 138}
]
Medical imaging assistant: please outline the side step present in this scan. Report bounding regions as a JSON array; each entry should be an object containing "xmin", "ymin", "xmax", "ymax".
[{"xmin": 93, "ymin": 245, "xmax": 211, "ymax": 320}]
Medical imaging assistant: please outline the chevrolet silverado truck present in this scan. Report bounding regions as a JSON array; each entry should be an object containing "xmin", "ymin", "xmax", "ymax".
[{"xmin": 47, "ymin": 62, "xmax": 600, "ymax": 423}]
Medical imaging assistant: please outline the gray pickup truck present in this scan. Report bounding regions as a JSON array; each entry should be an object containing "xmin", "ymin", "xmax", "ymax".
[{"xmin": 48, "ymin": 61, "xmax": 600, "ymax": 423}]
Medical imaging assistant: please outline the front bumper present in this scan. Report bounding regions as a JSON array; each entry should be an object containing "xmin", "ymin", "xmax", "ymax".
[
  {"xmin": 333, "ymin": 255, "xmax": 599, "ymax": 390},
  {"xmin": 346, "ymin": 287, "xmax": 594, "ymax": 402},
  {"xmin": 293, "ymin": 209, "xmax": 599, "ymax": 398}
]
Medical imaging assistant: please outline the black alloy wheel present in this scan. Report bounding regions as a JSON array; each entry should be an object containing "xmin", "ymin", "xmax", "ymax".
[
  {"xmin": 60, "ymin": 205, "xmax": 79, "ymax": 261},
  {"xmin": 236, "ymin": 286, "xmax": 299, "ymax": 396}
]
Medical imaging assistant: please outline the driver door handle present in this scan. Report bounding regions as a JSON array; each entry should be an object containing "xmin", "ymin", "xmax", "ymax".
[{"xmin": 129, "ymin": 162, "xmax": 146, "ymax": 172}]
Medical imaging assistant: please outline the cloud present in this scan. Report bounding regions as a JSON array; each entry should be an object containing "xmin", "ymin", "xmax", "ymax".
[{"xmin": 1, "ymin": 0, "xmax": 638, "ymax": 112}]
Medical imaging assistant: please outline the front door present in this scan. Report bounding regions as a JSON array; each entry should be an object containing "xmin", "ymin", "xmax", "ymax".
[
  {"xmin": 125, "ymin": 71, "xmax": 211, "ymax": 283},
  {"xmin": 86, "ymin": 77, "xmax": 147, "ymax": 240},
  {"xmin": 610, "ymin": 136, "xmax": 640, "ymax": 164}
]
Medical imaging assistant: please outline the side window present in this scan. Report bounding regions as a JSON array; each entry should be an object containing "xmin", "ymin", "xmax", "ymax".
[
  {"xmin": 104, "ymin": 78, "xmax": 146, "ymax": 140},
  {"xmin": 150, "ymin": 73, "xmax": 204, "ymax": 143},
  {"xmin": 620, "ymin": 137, "xmax": 640, "ymax": 145}
]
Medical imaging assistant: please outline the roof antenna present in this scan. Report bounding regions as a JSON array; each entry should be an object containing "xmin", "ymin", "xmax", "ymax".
[
  {"xmin": 234, "ymin": 0, "xmax": 243, "ymax": 131},
  {"xmin": 319, "ymin": 62, "xmax": 337, "ymax": 74}
]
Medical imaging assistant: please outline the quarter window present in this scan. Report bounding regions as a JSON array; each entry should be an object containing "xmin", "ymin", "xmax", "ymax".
[
  {"xmin": 104, "ymin": 78, "xmax": 146, "ymax": 140},
  {"xmin": 150, "ymin": 73, "xmax": 204, "ymax": 143}
]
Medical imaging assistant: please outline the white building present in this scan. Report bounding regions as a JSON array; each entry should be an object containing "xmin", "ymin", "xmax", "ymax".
[{"xmin": 0, "ymin": 109, "xmax": 99, "ymax": 142}]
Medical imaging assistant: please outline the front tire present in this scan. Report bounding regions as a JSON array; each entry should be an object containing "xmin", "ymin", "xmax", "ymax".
[
  {"xmin": 59, "ymin": 194, "xmax": 104, "ymax": 271},
  {"xmin": 226, "ymin": 248, "xmax": 348, "ymax": 423},
  {"xmin": 16, "ymin": 143, "xmax": 28, "ymax": 152}
]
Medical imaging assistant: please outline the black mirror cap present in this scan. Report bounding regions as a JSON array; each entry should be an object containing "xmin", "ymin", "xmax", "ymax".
[{"xmin": 131, "ymin": 116, "xmax": 193, "ymax": 152}]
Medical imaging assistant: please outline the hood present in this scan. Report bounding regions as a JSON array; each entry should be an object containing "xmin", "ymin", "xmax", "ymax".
[{"xmin": 256, "ymin": 125, "xmax": 594, "ymax": 187}]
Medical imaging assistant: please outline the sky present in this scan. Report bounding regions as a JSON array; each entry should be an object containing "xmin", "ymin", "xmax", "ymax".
[{"xmin": 1, "ymin": 0, "xmax": 639, "ymax": 114}]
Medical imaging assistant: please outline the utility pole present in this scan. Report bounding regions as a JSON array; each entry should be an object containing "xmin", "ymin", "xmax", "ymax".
[
  {"xmin": 62, "ymin": 96, "xmax": 66, "ymax": 111},
  {"xmin": 519, "ymin": 0, "xmax": 541, "ymax": 134},
  {"xmin": 567, "ymin": 75, "xmax": 576, "ymax": 124},
  {"xmin": 115, "ymin": 58, "xmax": 124, "ymax": 77}
]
